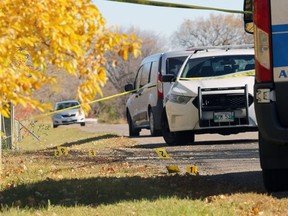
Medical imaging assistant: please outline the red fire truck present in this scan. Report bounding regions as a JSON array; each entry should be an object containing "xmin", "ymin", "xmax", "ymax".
[{"xmin": 244, "ymin": 0, "xmax": 288, "ymax": 192}]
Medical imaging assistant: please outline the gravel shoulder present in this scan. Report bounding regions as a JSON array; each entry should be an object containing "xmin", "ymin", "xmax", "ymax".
[{"xmin": 80, "ymin": 121, "xmax": 265, "ymax": 192}]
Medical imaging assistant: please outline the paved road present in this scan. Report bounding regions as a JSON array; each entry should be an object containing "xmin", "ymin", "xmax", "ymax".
[
  {"xmin": 81, "ymin": 122, "xmax": 288, "ymax": 194},
  {"xmin": 83, "ymin": 122, "xmax": 261, "ymax": 175}
]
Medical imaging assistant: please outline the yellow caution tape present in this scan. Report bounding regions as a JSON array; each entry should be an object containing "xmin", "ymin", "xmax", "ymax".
[
  {"xmin": 180, "ymin": 70, "xmax": 255, "ymax": 81},
  {"xmin": 155, "ymin": 147, "xmax": 170, "ymax": 159},
  {"xmin": 21, "ymin": 1, "xmax": 252, "ymax": 122},
  {"xmin": 25, "ymin": 84, "xmax": 157, "ymax": 121},
  {"xmin": 24, "ymin": 70, "xmax": 254, "ymax": 122},
  {"xmin": 107, "ymin": 0, "xmax": 251, "ymax": 15}
]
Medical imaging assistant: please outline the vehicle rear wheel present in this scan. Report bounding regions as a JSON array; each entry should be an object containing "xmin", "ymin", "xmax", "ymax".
[
  {"xmin": 161, "ymin": 110, "xmax": 194, "ymax": 146},
  {"xmin": 259, "ymin": 133, "xmax": 288, "ymax": 192},
  {"xmin": 127, "ymin": 111, "xmax": 140, "ymax": 137},
  {"xmin": 149, "ymin": 110, "xmax": 161, "ymax": 136}
]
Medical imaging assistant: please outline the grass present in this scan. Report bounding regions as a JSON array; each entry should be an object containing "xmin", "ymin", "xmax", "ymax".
[{"xmin": 1, "ymin": 121, "xmax": 288, "ymax": 215}]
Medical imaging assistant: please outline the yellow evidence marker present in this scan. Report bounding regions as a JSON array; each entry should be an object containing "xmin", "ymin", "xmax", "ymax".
[
  {"xmin": 54, "ymin": 150, "xmax": 61, "ymax": 157},
  {"xmin": 155, "ymin": 148, "xmax": 170, "ymax": 159},
  {"xmin": 88, "ymin": 150, "xmax": 97, "ymax": 156},
  {"xmin": 186, "ymin": 165, "xmax": 198, "ymax": 175},
  {"xmin": 166, "ymin": 165, "xmax": 180, "ymax": 174},
  {"xmin": 54, "ymin": 146, "xmax": 69, "ymax": 156}
]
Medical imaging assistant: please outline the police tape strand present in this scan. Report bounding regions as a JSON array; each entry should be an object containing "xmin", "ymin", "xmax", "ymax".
[
  {"xmin": 107, "ymin": 0, "xmax": 252, "ymax": 15},
  {"xmin": 24, "ymin": 84, "xmax": 158, "ymax": 121},
  {"xmin": 180, "ymin": 70, "xmax": 255, "ymax": 81},
  {"xmin": 25, "ymin": 69, "xmax": 255, "ymax": 121}
]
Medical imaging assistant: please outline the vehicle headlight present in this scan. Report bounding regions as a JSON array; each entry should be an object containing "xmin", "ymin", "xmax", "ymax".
[
  {"xmin": 78, "ymin": 110, "xmax": 84, "ymax": 117},
  {"xmin": 168, "ymin": 94, "xmax": 192, "ymax": 104}
]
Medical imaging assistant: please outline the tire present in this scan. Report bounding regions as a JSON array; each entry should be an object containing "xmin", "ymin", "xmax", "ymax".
[
  {"xmin": 262, "ymin": 169, "xmax": 288, "ymax": 192},
  {"xmin": 259, "ymin": 133, "xmax": 288, "ymax": 192},
  {"xmin": 53, "ymin": 124, "xmax": 58, "ymax": 128},
  {"xmin": 161, "ymin": 110, "xmax": 194, "ymax": 146},
  {"xmin": 81, "ymin": 122, "xmax": 85, "ymax": 127},
  {"xmin": 127, "ymin": 111, "xmax": 140, "ymax": 137},
  {"xmin": 149, "ymin": 110, "xmax": 161, "ymax": 136}
]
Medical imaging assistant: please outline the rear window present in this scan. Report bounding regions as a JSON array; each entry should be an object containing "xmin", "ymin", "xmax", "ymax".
[{"xmin": 181, "ymin": 55, "xmax": 255, "ymax": 78}]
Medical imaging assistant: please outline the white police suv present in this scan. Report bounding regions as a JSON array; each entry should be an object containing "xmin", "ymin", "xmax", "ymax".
[{"xmin": 161, "ymin": 46, "xmax": 257, "ymax": 145}]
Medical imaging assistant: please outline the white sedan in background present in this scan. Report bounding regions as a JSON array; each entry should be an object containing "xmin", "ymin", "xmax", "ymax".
[
  {"xmin": 52, "ymin": 100, "xmax": 85, "ymax": 128},
  {"xmin": 161, "ymin": 47, "xmax": 257, "ymax": 145}
]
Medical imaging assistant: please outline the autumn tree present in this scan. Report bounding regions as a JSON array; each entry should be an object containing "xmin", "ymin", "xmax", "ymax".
[
  {"xmin": 28, "ymin": 27, "xmax": 166, "ymax": 121},
  {"xmin": 105, "ymin": 27, "xmax": 167, "ymax": 92},
  {"xmin": 171, "ymin": 14, "xmax": 253, "ymax": 48},
  {"xmin": 0, "ymin": 0, "xmax": 141, "ymax": 117},
  {"xmin": 31, "ymin": 66, "xmax": 81, "ymax": 107},
  {"xmin": 94, "ymin": 27, "xmax": 167, "ymax": 120}
]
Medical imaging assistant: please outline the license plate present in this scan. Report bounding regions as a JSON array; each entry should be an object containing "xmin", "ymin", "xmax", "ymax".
[
  {"xmin": 65, "ymin": 117, "xmax": 73, "ymax": 122},
  {"xmin": 214, "ymin": 112, "xmax": 234, "ymax": 122}
]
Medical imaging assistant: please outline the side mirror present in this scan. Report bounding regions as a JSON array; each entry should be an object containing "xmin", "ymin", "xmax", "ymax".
[
  {"xmin": 124, "ymin": 84, "xmax": 134, "ymax": 92},
  {"xmin": 243, "ymin": 0, "xmax": 254, "ymax": 34},
  {"xmin": 162, "ymin": 74, "xmax": 176, "ymax": 83}
]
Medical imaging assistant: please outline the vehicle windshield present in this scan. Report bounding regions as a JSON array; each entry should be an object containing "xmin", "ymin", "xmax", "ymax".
[
  {"xmin": 56, "ymin": 102, "xmax": 79, "ymax": 110},
  {"xmin": 180, "ymin": 55, "xmax": 255, "ymax": 78},
  {"xmin": 166, "ymin": 56, "xmax": 188, "ymax": 76}
]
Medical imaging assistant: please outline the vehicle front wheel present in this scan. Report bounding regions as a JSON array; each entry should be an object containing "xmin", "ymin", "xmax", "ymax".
[
  {"xmin": 53, "ymin": 124, "xmax": 58, "ymax": 128},
  {"xmin": 262, "ymin": 169, "xmax": 288, "ymax": 192},
  {"xmin": 259, "ymin": 133, "xmax": 288, "ymax": 192},
  {"xmin": 161, "ymin": 111, "xmax": 194, "ymax": 146},
  {"xmin": 127, "ymin": 111, "xmax": 140, "ymax": 137},
  {"xmin": 149, "ymin": 110, "xmax": 161, "ymax": 136},
  {"xmin": 81, "ymin": 122, "xmax": 85, "ymax": 127}
]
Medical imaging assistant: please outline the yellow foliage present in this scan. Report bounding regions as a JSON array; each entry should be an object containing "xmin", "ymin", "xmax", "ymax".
[{"xmin": 0, "ymin": 0, "xmax": 142, "ymax": 116}]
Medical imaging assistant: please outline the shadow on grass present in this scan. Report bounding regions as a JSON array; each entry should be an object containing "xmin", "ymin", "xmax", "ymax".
[{"xmin": 0, "ymin": 171, "xmax": 266, "ymax": 209}]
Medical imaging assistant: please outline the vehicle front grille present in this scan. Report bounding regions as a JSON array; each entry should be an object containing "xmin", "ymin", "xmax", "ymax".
[
  {"xmin": 200, "ymin": 117, "xmax": 248, "ymax": 127},
  {"xmin": 62, "ymin": 114, "xmax": 76, "ymax": 118},
  {"xmin": 62, "ymin": 120, "xmax": 77, "ymax": 123},
  {"xmin": 193, "ymin": 93, "xmax": 253, "ymax": 111}
]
